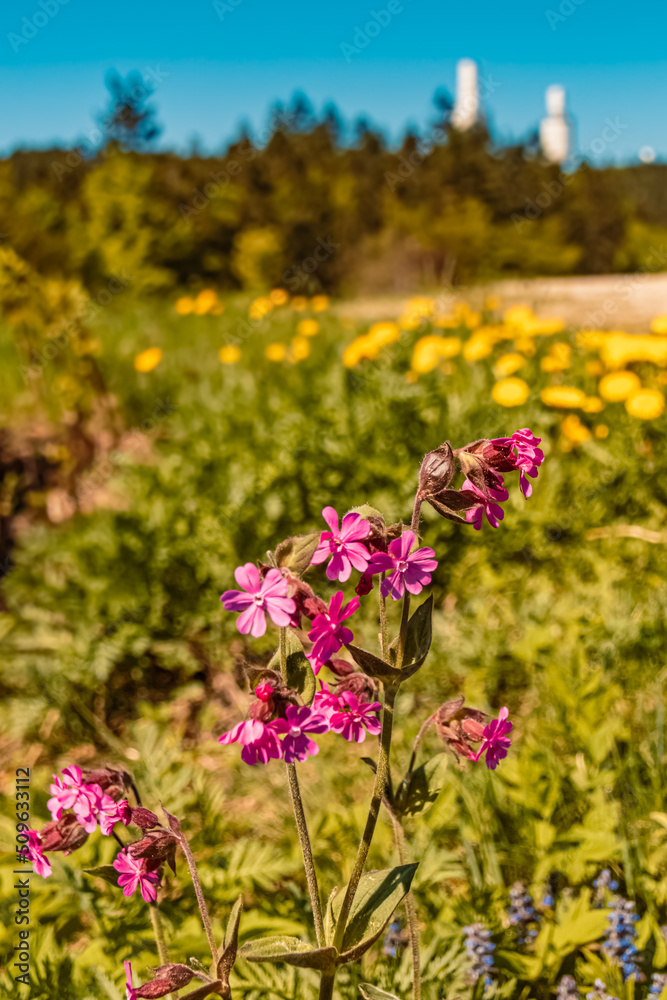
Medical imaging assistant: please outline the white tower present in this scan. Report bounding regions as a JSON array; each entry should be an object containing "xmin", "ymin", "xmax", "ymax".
[
  {"xmin": 540, "ymin": 84, "xmax": 570, "ymax": 164},
  {"xmin": 451, "ymin": 59, "xmax": 479, "ymax": 131}
]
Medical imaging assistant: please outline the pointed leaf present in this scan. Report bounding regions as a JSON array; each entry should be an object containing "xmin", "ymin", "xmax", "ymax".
[
  {"xmin": 400, "ymin": 595, "xmax": 433, "ymax": 678},
  {"xmin": 324, "ymin": 886, "xmax": 340, "ymax": 946},
  {"xmin": 346, "ymin": 643, "xmax": 401, "ymax": 685},
  {"xmin": 274, "ymin": 532, "xmax": 321, "ymax": 576},
  {"xmin": 394, "ymin": 754, "xmax": 448, "ymax": 818},
  {"xmin": 218, "ymin": 895, "xmax": 243, "ymax": 982},
  {"xmin": 350, "ymin": 504, "xmax": 386, "ymax": 522},
  {"xmin": 83, "ymin": 865, "xmax": 120, "ymax": 887},
  {"xmin": 239, "ymin": 936, "xmax": 337, "ymax": 970},
  {"xmin": 359, "ymin": 986, "xmax": 402, "ymax": 1000},
  {"xmin": 332, "ymin": 864, "xmax": 418, "ymax": 953},
  {"xmin": 268, "ymin": 631, "xmax": 316, "ymax": 704},
  {"xmin": 180, "ymin": 982, "xmax": 224, "ymax": 1000},
  {"xmin": 427, "ymin": 497, "xmax": 471, "ymax": 524}
]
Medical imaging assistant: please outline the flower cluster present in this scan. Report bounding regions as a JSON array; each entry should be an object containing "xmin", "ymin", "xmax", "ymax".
[
  {"xmin": 603, "ymin": 896, "xmax": 640, "ymax": 980},
  {"xmin": 463, "ymin": 923, "xmax": 495, "ymax": 987},
  {"xmin": 506, "ymin": 881, "xmax": 540, "ymax": 944},
  {"xmin": 434, "ymin": 698, "xmax": 513, "ymax": 771},
  {"xmin": 219, "ymin": 680, "xmax": 382, "ymax": 765},
  {"xmin": 459, "ymin": 428, "xmax": 544, "ymax": 529},
  {"xmin": 25, "ymin": 765, "xmax": 133, "ymax": 879},
  {"xmin": 113, "ymin": 827, "xmax": 177, "ymax": 903}
]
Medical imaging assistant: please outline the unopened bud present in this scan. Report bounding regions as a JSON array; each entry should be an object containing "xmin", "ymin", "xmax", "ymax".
[
  {"xmin": 129, "ymin": 807, "xmax": 159, "ymax": 830},
  {"xmin": 128, "ymin": 829, "xmax": 178, "ymax": 872},
  {"xmin": 82, "ymin": 766, "xmax": 132, "ymax": 800},
  {"xmin": 40, "ymin": 814, "xmax": 89, "ymax": 854},
  {"xmin": 418, "ymin": 441, "xmax": 456, "ymax": 496}
]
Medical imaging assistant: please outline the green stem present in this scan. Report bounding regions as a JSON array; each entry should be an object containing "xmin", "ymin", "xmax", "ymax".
[
  {"xmin": 332, "ymin": 685, "xmax": 397, "ymax": 952},
  {"xmin": 319, "ymin": 969, "xmax": 336, "ymax": 1000},
  {"xmin": 378, "ymin": 578, "xmax": 388, "ymax": 660},
  {"xmin": 279, "ymin": 627, "xmax": 325, "ymax": 948},
  {"xmin": 178, "ymin": 832, "xmax": 218, "ymax": 971},
  {"xmin": 387, "ymin": 809, "xmax": 421, "ymax": 1000},
  {"xmin": 396, "ymin": 592, "xmax": 411, "ymax": 668},
  {"xmin": 149, "ymin": 904, "xmax": 178, "ymax": 1000},
  {"xmin": 286, "ymin": 762, "xmax": 326, "ymax": 947}
]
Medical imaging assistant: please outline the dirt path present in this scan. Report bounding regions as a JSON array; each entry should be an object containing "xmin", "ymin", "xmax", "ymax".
[{"xmin": 337, "ymin": 272, "xmax": 667, "ymax": 331}]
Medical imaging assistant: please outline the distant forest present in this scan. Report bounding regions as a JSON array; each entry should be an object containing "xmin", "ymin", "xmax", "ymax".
[{"xmin": 3, "ymin": 77, "xmax": 667, "ymax": 295}]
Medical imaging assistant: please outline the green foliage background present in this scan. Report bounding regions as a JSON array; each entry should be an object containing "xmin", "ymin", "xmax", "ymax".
[{"xmin": 2, "ymin": 292, "xmax": 667, "ymax": 1000}]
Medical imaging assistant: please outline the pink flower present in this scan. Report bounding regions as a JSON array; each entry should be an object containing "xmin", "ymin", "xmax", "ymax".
[
  {"xmin": 25, "ymin": 830, "xmax": 52, "ymax": 879},
  {"xmin": 221, "ymin": 564, "xmax": 296, "ymax": 638},
  {"xmin": 255, "ymin": 682, "xmax": 274, "ymax": 702},
  {"xmin": 72, "ymin": 783, "xmax": 104, "ymax": 834},
  {"xmin": 98, "ymin": 794, "xmax": 131, "ymax": 836},
  {"xmin": 462, "ymin": 477, "xmax": 509, "ymax": 530},
  {"xmin": 492, "ymin": 428, "xmax": 544, "ymax": 498},
  {"xmin": 368, "ymin": 530, "xmax": 438, "ymax": 600},
  {"xmin": 125, "ymin": 961, "xmax": 138, "ymax": 1000},
  {"xmin": 472, "ymin": 707, "xmax": 512, "ymax": 769},
  {"xmin": 328, "ymin": 691, "xmax": 382, "ymax": 743},
  {"xmin": 310, "ymin": 507, "xmax": 371, "ymax": 582},
  {"xmin": 113, "ymin": 850, "xmax": 160, "ymax": 902},
  {"xmin": 271, "ymin": 705, "xmax": 330, "ymax": 763},
  {"xmin": 312, "ymin": 682, "xmax": 340, "ymax": 718},
  {"xmin": 46, "ymin": 765, "xmax": 86, "ymax": 821},
  {"xmin": 308, "ymin": 591, "xmax": 359, "ymax": 662},
  {"xmin": 219, "ymin": 718, "xmax": 284, "ymax": 766}
]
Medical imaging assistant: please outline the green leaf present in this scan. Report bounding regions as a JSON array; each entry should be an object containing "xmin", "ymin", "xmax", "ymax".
[
  {"xmin": 274, "ymin": 532, "xmax": 321, "ymax": 575},
  {"xmin": 400, "ymin": 595, "xmax": 433, "ymax": 678},
  {"xmin": 324, "ymin": 885, "xmax": 340, "ymax": 946},
  {"xmin": 268, "ymin": 631, "xmax": 316, "ymax": 705},
  {"xmin": 346, "ymin": 642, "xmax": 401, "ymax": 685},
  {"xmin": 359, "ymin": 986, "xmax": 402, "ymax": 1000},
  {"xmin": 83, "ymin": 865, "xmax": 120, "ymax": 887},
  {"xmin": 332, "ymin": 864, "xmax": 418, "ymax": 954},
  {"xmin": 239, "ymin": 936, "xmax": 337, "ymax": 971},
  {"xmin": 394, "ymin": 753, "xmax": 448, "ymax": 818},
  {"xmin": 218, "ymin": 895, "xmax": 243, "ymax": 983},
  {"xmin": 350, "ymin": 504, "xmax": 386, "ymax": 522}
]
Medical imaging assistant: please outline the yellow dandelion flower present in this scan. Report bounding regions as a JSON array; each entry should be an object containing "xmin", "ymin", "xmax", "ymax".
[
  {"xmin": 598, "ymin": 370, "xmax": 641, "ymax": 402},
  {"xmin": 514, "ymin": 336, "xmax": 536, "ymax": 356},
  {"xmin": 134, "ymin": 347, "xmax": 163, "ymax": 373},
  {"xmin": 583, "ymin": 396, "xmax": 604, "ymax": 413},
  {"xmin": 269, "ymin": 288, "xmax": 289, "ymax": 306},
  {"xmin": 595, "ymin": 424, "xmax": 609, "ymax": 438},
  {"xmin": 290, "ymin": 336, "xmax": 310, "ymax": 361},
  {"xmin": 494, "ymin": 352, "xmax": 525, "ymax": 377},
  {"xmin": 249, "ymin": 296, "xmax": 273, "ymax": 320},
  {"xmin": 291, "ymin": 296, "xmax": 307, "ymax": 311},
  {"xmin": 265, "ymin": 343, "xmax": 286, "ymax": 362},
  {"xmin": 491, "ymin": 377, "xmax": 530, "ymax": 407},
  {"xmin": 650, "ymin": 315, "xmax": 667, "ymax": 334},
  {"xmin": 311, "ymin": 295, "xmax": 329, "ymax": 312},
  {"xmin": 525, "ymin": 317, "xmax": 565, "ymax": 336},
  {"xmin": 194, "ymin": 288, "xmax": 219, "ymax": 315},
  {"xmin": 485, "ymin": 294, "xmax": 501, "ymax": 311},
  {"xmin": 561, "ymin": 414, "xmax": 591, "ymax": 445},
  {"xmin": 540, "ymin": 341, "xmax": 571, "ymax": 373},
  {"xmin": 411, "ymin": 335, "xmax": 461, "ymax": 374},
  {"xmin": 405, "ymin": 296, "xmax": 434, "ymax": 317},
  {"xmin": 625, "ymin": 388, "xmax": 665, "ymax": 420},
  {"xmin": 219, "ymin": 345, "xmax": 241, "ymax": 364},
  {"xmin": 503, "ymin": 304, "xmax": 534, "ymax": 328},
  {"xmin": 342, "ymin": 335, "xmax": 377, "ymax": 367},
  {"xmin": 464, "ymin": 331, "xmax": 495, "ymax": 362},
  {"xmin": 540, "ymin": 385, "xmax": 586, "ymax": 408},
  {"xmin": 599, "ymin": 332, "xmax": 667, "ymax": 369},
  {"xmin": 576, "ymin": 329, "xmax": 606, "ymax": 350},
  {"xmin": 175, "ymin": 296, "xmax": 194, "ymax": 315},
  {"xmin": 368, "ymin": 321, "xmax": 400, "ymax": 346},
  {"xmin": 398, "ymin": 313, "xmax": 424, "ymax": 331},
  {"xmin": 585, "ymin": 359, "xmax": 604, "ymax": 376},
  {"xmin": 297, "ymin": 319, "xmax": 319, "ymax": 337}
]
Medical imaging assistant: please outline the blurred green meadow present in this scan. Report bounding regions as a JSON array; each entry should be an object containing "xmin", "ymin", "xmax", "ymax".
[{"xmin": 3, "ymin": 266, "xmax": 667, "ymax": 1000}]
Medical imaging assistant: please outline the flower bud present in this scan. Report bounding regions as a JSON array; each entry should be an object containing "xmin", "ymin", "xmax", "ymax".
[
  {"xmin": 334, "ymin": 672, "xmax": 378, "ymax": 700},
  {"xmin": 129, "ymin": 807, "xmax": 159, "ymax": 830},
  {"xmin": 418, "ymin": 441, "xmax": 456, "ymax": 497},
  {"xmin": 82, "ymin": 766, "xmax": 132, "ymax": 800},
  {"xmin": 40, "ymin": 814, "xmax": 89, "ymax": 855},
  {"xmin": 127, "ymin": 830, "xmax": 178, "ymax": 873}
]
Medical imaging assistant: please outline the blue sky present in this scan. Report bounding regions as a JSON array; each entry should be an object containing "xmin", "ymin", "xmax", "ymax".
[{"xmin": 1, "ymin": 0, "xmax": 666, "ymax": 162}]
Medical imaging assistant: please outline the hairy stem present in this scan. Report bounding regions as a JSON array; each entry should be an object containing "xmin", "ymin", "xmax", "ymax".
[
  {"xmin": 396, "ymin": 591, "xmax": 411, "ymax": 669},
  {"xmin": 410, "ymin": 495, "xmax": 422, "ymax": 535},
  {"xmin": 387, "ymin": 808, "xmax": 421, "ymax": 1000},
  {"xmin": 318, "ymin": 969, "xmax": 336, "ymax": 1000},
  {"xmin": 279, "ymin": 626, "xmax": 325, "ymax": 947},
  {"xmin": 378, "ymin": 577, "xmax": 389, "ymax": 660},
  {"xmin": 407, "ymin": 713, "xmax": 436, "ymax": 775},
  {"xmin": 179, "ymin": 833, "xmax": 218, "ymax": 971},
  {"xmin": 332, "ymin": 685, "xmax": 397, "ymax": 952},
  {"xmin": 286, "ymin": 762, "xmax": 326, "ymax": 947},
  {"xmin": 149, "ymin": 904, "xmax": 178, "ymax": 1000}
]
